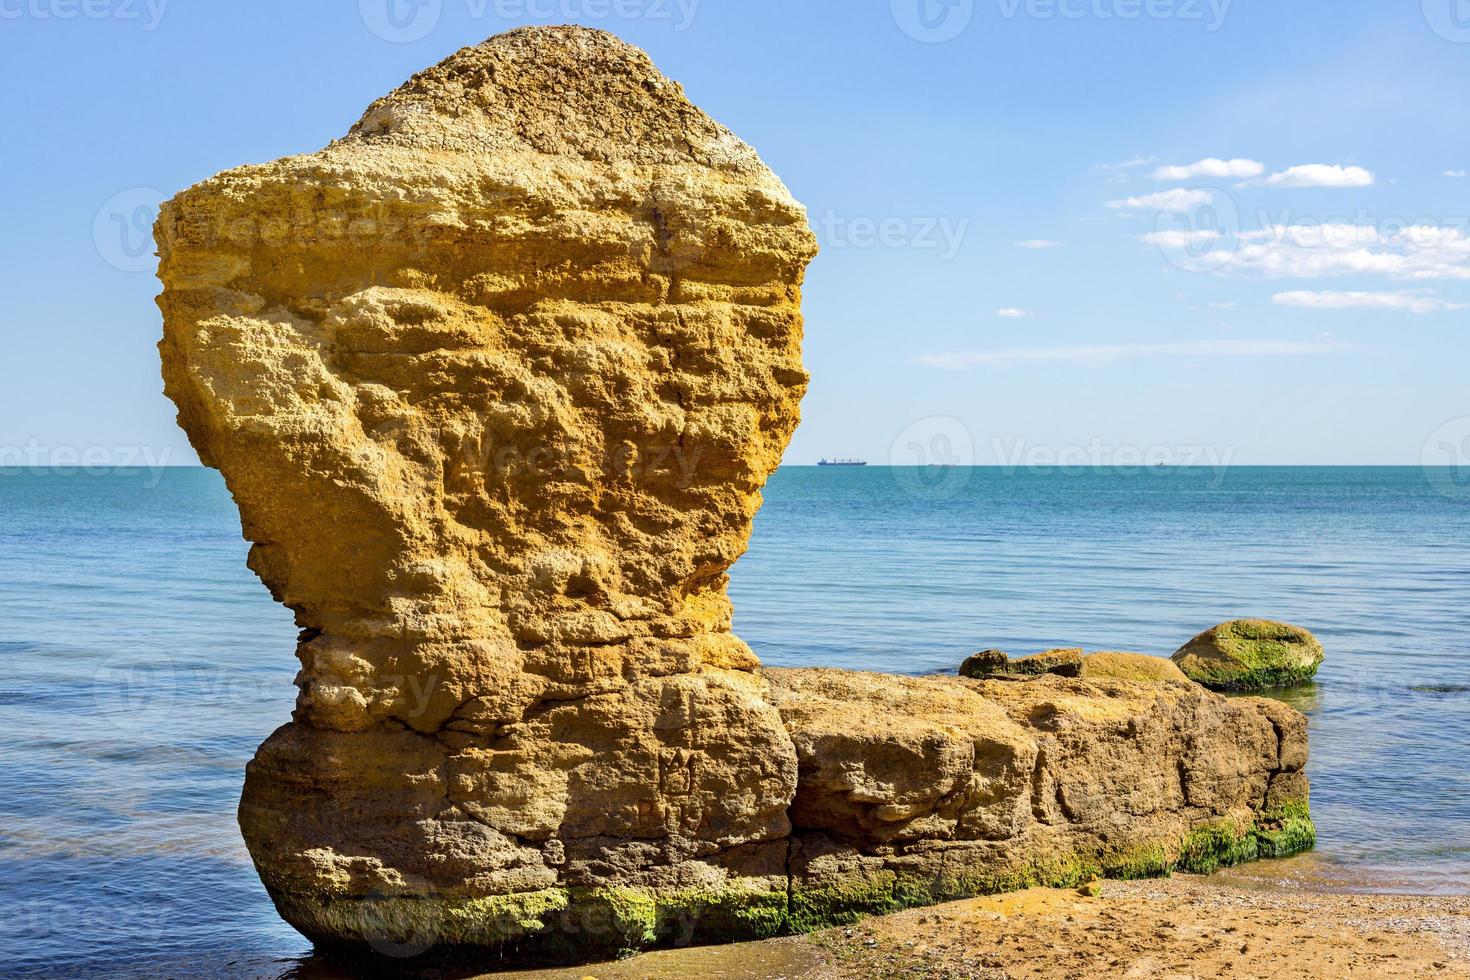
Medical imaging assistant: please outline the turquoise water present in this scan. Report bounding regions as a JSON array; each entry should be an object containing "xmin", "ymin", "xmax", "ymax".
[{"xmin": 2, "ymin": 466, "xmax": 1468, "ymax": 977}]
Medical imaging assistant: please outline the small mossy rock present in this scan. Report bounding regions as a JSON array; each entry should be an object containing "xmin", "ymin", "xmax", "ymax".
[
  {"xmin": 1083, "ymin": 652, "xmax": 1190, "ymax": 684},
  {"xmin": 1011, "ymin": 648, "xmax": 1084, "ymax": 678},
  {"xmin": 1172, "ymin": 620, "xmax": 1324, "ymax": 691},
  {"xmin": 959, "ymin": 648, "xmax": 1084, "ymax": 679},
  {"xmin": 959, "ymin": 649, "xmax": 1011, "ymax": 678}
]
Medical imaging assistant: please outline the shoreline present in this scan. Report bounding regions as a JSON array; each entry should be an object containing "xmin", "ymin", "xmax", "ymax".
[
  {"xmin": 41, "ymin": 859, "xmax": 1468, "ymax": 978},
  {"xmin": 486, "ymin": 862, "xmax": 1470, "ymax": 979}
]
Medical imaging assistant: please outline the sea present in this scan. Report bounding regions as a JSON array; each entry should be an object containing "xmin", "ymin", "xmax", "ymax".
[{"xmin": 2, "ymin": 465, "xmax": 1468, "ymax": 977}]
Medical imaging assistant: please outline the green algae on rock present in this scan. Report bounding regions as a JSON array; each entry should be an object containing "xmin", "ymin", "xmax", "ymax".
[
  {"xmin": 958, "ymin": 648, "xmax": 1011, "ymax": 678},
  {"xmin": 1012, "ymin": 647, "xmax": 1084, "ymax": 677},
  {"xmin": 958, "ymin": 647, "xmax": 1084, "ymax": 678},
  {"xmin": 294, "ymin": 801, "xmax": 1314, "ymax": 960},
  {"xmin": 962, "ymin": 649, "xmax": 1188, "ymax": 683},
  {"xmin": 1172, "ymin": 619, "xmax": 1326, "ymax": 691}
]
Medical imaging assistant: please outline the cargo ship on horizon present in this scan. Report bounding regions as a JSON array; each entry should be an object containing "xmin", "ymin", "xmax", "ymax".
[{"xmin": 817, "ymin": 458, "xmax": 868, "ymax": 467}]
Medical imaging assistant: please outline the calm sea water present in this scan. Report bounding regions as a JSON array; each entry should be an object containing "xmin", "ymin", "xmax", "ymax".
[{"xmin": 2, "ymin": 466, "xmax": 1468, "ymax": 977}]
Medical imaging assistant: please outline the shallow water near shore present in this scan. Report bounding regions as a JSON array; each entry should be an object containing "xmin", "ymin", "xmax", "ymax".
[{"xmin": 1, "ymin": 466, "xmax": 1467, "ymax": 977}]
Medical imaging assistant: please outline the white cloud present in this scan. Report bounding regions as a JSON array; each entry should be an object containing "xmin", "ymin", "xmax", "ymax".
[
  {"xmin": 1260, "ymin": 164, "xmax": 1375, "ymax": 188},
  {"xmin": 1194, "ymin": 223, "xmax": 1470, "ymax": 281},
  {"xmin": 1272, "ymin": 290, "xmax": 1467, "ymax": 314},
  {"xmin": 1209, "ymin": 301, "xmax": 1238, "ymax": 309},
  {"xmin": 1016, "ymin": 239, "xmax": 1063, "ymax": 249},
  {"xmin": 1106, "ymin": 189, "xmax": 1213, "ymax": 212},
  {"xmin": 1152, "ymin": 158, "xmax": 1264, "ymax": 181},
  {"xmin": 918, "ymin": 338, "xmax": 1359, "ymax": 370},
  {"xmin": 1139, "ymin": 229, "xmax": 1222, "ymax": 248},
  {"xmin": 1447, "ymin": 170, "xmax": 1468, "ymax": 179},
  {"xmin": 995, "ymin": 308, "xmax": 1031, "ymax": 318}
]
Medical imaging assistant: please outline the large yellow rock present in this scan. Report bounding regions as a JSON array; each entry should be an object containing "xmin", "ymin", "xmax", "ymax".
[
  {"xmin": 158, "ymin": 25, "xmax": 813, "ymax": 952},
  {"xmin": 157, "ymin": 26, "xmax": 1312, "ymax": 963}
]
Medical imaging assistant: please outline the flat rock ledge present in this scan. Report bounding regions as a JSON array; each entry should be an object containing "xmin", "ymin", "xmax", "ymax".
[
  {"xmin": 768, "ymin": 669, "xmax": 1311, "ymax": 921},
  {"xmin": 251, "ymin": 667, "xmax": 1311, "ymax": 964},
  {"xmin": 155, "ymin": 26, "xmax": 1313, "ymax": 967}
]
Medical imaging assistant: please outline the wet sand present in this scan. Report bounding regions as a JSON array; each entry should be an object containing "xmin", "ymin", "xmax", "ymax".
[{"xmin": 490, "ymin": 862, "xmax": 1470, "ymax": 980}]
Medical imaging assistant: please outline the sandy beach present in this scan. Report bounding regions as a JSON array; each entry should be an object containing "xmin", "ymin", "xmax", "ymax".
[{"xmin": 494, "ymin": 864, "xmax": 1470, "ymax": 980}]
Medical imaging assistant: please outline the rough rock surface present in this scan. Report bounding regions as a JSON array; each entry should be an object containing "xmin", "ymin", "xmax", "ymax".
[
  {"xmin": 1173, "ymin": 620, "xmax": 1325, "ymax": 691},
  {"xmin": 1082, "ymin": 651, "xmax": 1191, "ymax": 683},
  {"xmin": 156, "ymin": 26, "xmax": 1312, "ymax": 963},
  {"xmin": 959, "ymin": 648, "xmax": 1098, "ymax": 680},
  {"xmin": 767, "ymin": 669, "xmax": 1310, "ymax": 924},
  {"xmin": 958, "ymin": 649, "xmax": 1011, "ymax": 678},
  {"xmin": 1011, "ymin": 647, "xmax": 1084, "ymax": 677}
]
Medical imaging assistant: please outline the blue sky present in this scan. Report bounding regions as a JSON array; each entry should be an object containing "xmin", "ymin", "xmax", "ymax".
[{"xmin": 2, "ymin": 0, "xmax": 1467, "ymax": 467}]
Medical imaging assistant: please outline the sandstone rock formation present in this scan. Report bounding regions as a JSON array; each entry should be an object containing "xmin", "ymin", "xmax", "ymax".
[
  {"xmin": 766, "ymin": 669, "xmax": 1311, "ymax": 915},
  {"xmin": 1173, "ymin": 620, "xmax": 1325, "ymax": 691},
  {"xmin": 961, "ymin": 648, "xmax": 1186, "ymax": 683},
  {"xmin": 958, "ymin": 649, "xmax": 1011, "ymax": 678},
  {"xmin": 156, "ymin": 26, "xmax": 1313, "ymax": 964},
  {"xmin": 1082, "ymin": 651, "xmax": 1191, "ymax": 683},
  {"xmin": 960, "ymin": 647, "xmax": 1085, "ymax": 679}
]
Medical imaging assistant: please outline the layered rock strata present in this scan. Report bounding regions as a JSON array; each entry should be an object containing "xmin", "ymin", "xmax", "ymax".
[{"xmin": 156, "ymin": 26, "xmax": 1312, "ymax": 962}]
